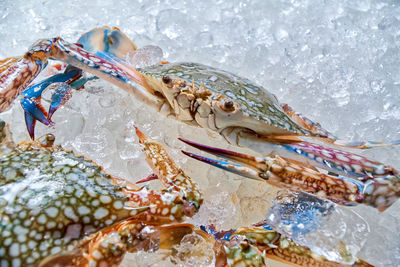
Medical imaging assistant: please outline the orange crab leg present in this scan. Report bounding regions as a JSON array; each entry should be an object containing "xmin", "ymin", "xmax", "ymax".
[
  {"xmin": 112, "ymin": 128, "xmax": 203, "ymax": 225},
  {"xmin": 65, "ymin": 222, "xmax": 201, "ymax": 267},
  {"xmin": 181, "ymin": 147, "xmax": 364, "ymax": 206},
  {"xmin": 281, "ymin": 103, "xmax": 337, "ymax": 140}
]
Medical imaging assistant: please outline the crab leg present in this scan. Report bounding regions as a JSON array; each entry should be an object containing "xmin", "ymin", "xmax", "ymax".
[
  {"xmin": 48, "ymin": 38, "xmax": 162, "ymax": 107},
  {"xmin": 199, "ymin": 223, "xmax": 373, "ymax": 267},
  {"xmin": 281, "ymin": 103, "xmax": 338, "ymax": 140},
  {"xmin": 280, "ymin": 142, "xmax": 397, "ymax": 179},
  {"xmin": 82, "ymin": 222, "xmax": 201, "ymax": 267},
  {"xmin": 280, "ymin": 103, "xmax": 400, "ymax": 149},
  {"xmin": 126, "ymin": 128, "xmax": 202, "ymax": 224},
  {"xmin": 0, "ymin": 55, "xmax": 46, "ymax": 112},
  {"xmin": 217, "ymin": 129, "xmax": 398, "ymax": 179},
  {"xmin": 180, "ymin": 138, "xmax": 400, "ymax": 211},
  {"xmin": 41, "ymin": 222, "xmax": 202, "ymax": 267},
  {"xmin": 231, "ymin": 227, "xmax": 372, "ymax": 267},
  {"xmin": 180, "ymin": 142, "xmax": 365, "ymax": 205}
]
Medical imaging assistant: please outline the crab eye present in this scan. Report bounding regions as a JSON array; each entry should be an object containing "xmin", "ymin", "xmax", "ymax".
[
  {"xmin": 220, "ymin": 100, "xmax": 235, "ymax": 112},
  {"xmin": 162, "ymin": 75, "xmax": 171, "ymax": 84},
  {"xmin": 162, "ymin": 75, "xmax": 174, "ymax": 88}
]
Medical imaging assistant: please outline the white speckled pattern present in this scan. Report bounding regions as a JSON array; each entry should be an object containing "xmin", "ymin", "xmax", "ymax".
[
  {"xmin": 0, "ymin": 126, "xmax": 203, "ymax": 266},
  {"xmin": 0, "ymin": 141, "xmax": 132, "ymax": 266}
]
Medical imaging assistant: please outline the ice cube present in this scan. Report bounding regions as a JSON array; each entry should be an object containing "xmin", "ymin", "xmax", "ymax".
[
  {"xmin": 170, "ymin": 233, "xmax": 215, "ymax": 267},
  {"xmin": 266, "ymin": 190, "xmax": 370, "ymax": 264}
]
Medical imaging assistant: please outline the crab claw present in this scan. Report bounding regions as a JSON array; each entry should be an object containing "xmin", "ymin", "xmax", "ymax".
[
  {"xmin": 48, "ymin": 83, "xmax": 73, "ymax": 119},
  {"xmin": 180, "ymin": 138, "xmax": 374, "ymax": 208},
  {"xmin": 179, "ymin": 137, "xmax": 266, "ymax": 181},
  {"xmin": 21, "ymin": 97, "xmax": 52, "ymax": 123},
  {"xmin": 48, "ymin": 67, "xmax": 83, "ymax": 119},
  {"xmin": 19, "ymin": 66, "xmax": 83, "ymax": 139},
  {"xmin": 77, "ymin": 26, "xmax": 137, "ymax": 59}
]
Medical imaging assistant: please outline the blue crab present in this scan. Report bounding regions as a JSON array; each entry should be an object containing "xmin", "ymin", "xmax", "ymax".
[
  {"xmin": 0, "ymin": 120, "xmax": 202, "ymax": 266},
  {"xmin": 2, "ymin": 27, "xmax": 399, "ymax": 146},
  {"xmin": 0, "ymin": 120, "xmax": 372, "ymax": 267},
  {"xmin": 0, "ymin": 26, "xmax": 399, "ymax": 210}
]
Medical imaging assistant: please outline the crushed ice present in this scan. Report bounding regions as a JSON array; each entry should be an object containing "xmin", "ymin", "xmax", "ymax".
[{"xmin": 1, "ymin": 0, "xmax": 400, "ymax": 266}]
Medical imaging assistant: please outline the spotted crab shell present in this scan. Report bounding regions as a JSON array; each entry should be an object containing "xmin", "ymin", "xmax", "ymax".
[
  {"xmin": 139, "ymin": 62, "xmax": 310, "ymax": 136},
  {"xmin": 0, "ymin": 142, "xmax": 135, "ymax": 266}
]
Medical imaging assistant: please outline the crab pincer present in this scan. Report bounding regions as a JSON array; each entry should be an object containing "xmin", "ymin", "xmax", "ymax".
[{"xmin": 180, "ymin": 138, "xmax": 400, "ymax": 211}]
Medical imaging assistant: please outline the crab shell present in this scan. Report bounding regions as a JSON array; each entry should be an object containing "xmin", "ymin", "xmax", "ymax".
[
  {"xmin": 0, "ymin": 140, "xmax": 134, "ymax": 266},
  {"xmin": 0, "ymin": 125, "xmax": 202, "ymax": 266},
  {"xmin": 139, "ymin": 62, "xmax": 313, "ymax": 139}
]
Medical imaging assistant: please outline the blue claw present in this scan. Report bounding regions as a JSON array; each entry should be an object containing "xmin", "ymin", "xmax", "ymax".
[
  {"xmin": 48, "ymin": 84, "xmax": 73, "ymax": 119},
  {"xmin": 22, "ymin": 68, "xmax": 81, "ymax": 99},
  {"xmin": 77, "ymin": 26, "xmax": 136, "ymax": 59},
  {"xmin": 20, "ymin": 66, "xmax": 82, "ymax": 139},
  {"xmin": 20, "ymin": 98, "xmax": 52, "ymax": 126},
  {"xmin": 24, "ymin": 113, "xmax": 36, "ymax": 140},
  {"xmin": 49, "ymin": 75, "xmax": 98, "ymax": 119}
]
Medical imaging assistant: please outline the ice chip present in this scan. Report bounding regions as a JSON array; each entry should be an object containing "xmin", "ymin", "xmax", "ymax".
[
  {"xmin": 188, "ymin": 190, "xmax": 238, "ymax": 230},
  {"xmin": 171, "ymin": 233, "xmax": 215, "ymax": 267},
  {"xmin": 266, "ymin": 190, "xmax": 370, "ymax": 264},
  {"xmin": 126, "ymin": 45, "xmax": 164, "ymax": 68}
]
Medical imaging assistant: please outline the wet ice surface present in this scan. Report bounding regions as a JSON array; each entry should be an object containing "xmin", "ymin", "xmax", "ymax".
[
  {"xmin": 266, "ymin": 191, "xmax": 370, "ymax": 264},
  {"xmin": 1, "ymin": 0, "xmax": 400, "ymax": 266}
]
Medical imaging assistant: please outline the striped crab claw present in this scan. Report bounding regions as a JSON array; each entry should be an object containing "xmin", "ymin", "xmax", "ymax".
[
  {"xmin": 0, "ymin": 122, "xmax": 202, "ymax": 266},
  {"xmin": 0, "ymin": 26, "xmax": 137, "ymax": 139},
  {"xmin": 179, "ymin": 138, "xmax": 400, "ymax": 211}
]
